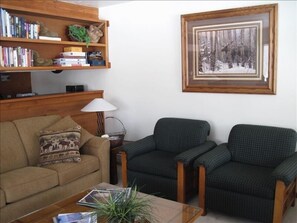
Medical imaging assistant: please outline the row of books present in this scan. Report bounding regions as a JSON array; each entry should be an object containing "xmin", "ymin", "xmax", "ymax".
[
  {"xmin": 0, "ymin": 8, "xmax": 40, "ymax": 39},
  {"xmin": 0, "ymin": 46, "xmax": 34, "ymax": 67}
]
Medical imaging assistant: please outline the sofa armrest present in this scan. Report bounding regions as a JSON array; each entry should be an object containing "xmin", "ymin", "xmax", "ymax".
[
  {"xmin": 122, "ymin": 135, "xmax": 155, "ymax": 160},
  {"xmin": 271, "ymin": 152, "xmax": 297, "ymax": 186},
  {"xmin": 193, "ymin": 143, "xmax": 231, "ymax": 174},
  {"xmin": 80, "ymin": 136, "xmax": 110, "ymax": 183},
  {"xmin": 174, "ymin": 141, "xmax": 217, "ymax": 166}
]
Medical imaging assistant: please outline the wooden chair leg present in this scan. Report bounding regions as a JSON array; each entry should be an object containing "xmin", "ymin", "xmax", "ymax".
[
  {"xmin": 292, "ymin": 178, "xmax": 296, "ymax": 207},
  {"xmin": 273, "ymin": 180, "xmax": 286, "ymax": 223},
  {"xmin": 199, "ymin": 166, "xmax": 207, "ymax": 216},
  {"xmin": 121, "ymin": 151, "xmax": 128, "ymax": 187},
  {"xmin": 177, "ymin": 161, "xmax": 186, "ymax": 203}
]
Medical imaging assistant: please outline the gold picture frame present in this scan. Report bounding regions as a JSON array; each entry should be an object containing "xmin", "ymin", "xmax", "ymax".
[{"xmin": 181, "ymin": 4, "xmax": 278, "ymax": 94}]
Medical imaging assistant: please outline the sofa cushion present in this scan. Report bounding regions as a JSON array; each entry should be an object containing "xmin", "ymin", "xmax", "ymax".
[
  {"xmin": 128, "ymin": 150, "xmax": 177, "ymax": 179},
  {"xmin": 43, "ymin": 155, "xmax": 100, "ymax": 185},
  {"xmin": 13, "ymin": 115, "xmax": 62, "ymax": 166},
  {"xmin": 39, "ymin": 126, "xmax": 82, "ymax": 166},
  {"xmin": 0, "ymin": 188, "xmax": 6, "ymax": 208},
  {"xmin": 207, "ymin": 162, "xmax": 275, "ymax": 199},
  {"xmin": 44, "ymin": 116, "xmax": 93, "ymax": 148},
  {"xmin": 0, "ymin": 167, "xmax": 58, "ymax": 203},
  {"xmin": 0, "ymin": 122, "xmax": 28, "ymax": 173}
]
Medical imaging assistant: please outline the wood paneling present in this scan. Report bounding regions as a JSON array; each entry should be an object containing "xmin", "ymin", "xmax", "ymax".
[{"xmin": 0, "ymin": 90, "xmax": 103, "ymax": 135}]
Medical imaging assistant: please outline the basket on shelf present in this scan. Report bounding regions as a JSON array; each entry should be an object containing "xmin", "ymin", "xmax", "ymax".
[{"xmin": 105, "ymin": 116, "xmax": 126, "ymax": 148}]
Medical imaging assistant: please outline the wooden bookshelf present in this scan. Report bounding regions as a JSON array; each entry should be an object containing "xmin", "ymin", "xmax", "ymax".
[{"xmin": 0, "ymin": 0, "xmax": 111, "ymax": 72}]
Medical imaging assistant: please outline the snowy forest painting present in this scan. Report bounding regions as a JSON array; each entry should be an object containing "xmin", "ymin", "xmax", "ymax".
[
  {"xmin": 194, "ymin": 22, "xmax": 260, "ymax": 78},
  {"xmin": 181, "ymin": 4, "xmax": 277, "ymax": 94}
]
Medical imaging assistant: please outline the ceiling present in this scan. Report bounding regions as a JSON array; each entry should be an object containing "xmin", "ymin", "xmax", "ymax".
[{"xmin": 59, "ymin": 0, "xmax": 132, "ymax": 8}]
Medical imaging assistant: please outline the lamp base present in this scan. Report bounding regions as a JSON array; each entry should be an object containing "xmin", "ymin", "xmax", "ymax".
[{"xmin": 96, "ymin": 112, "xmax": 105, "ymax": 136}]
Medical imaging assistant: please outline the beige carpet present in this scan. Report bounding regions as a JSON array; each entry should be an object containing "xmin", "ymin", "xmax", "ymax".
[{"xmin": 116, "ymin": 165, "xmax": 297, "ymax": 223}]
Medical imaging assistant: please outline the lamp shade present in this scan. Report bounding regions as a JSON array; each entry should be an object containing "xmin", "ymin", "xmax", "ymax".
[{"xmin": 81, "ymin": 98, "xmax": 117, "ymax": 112}]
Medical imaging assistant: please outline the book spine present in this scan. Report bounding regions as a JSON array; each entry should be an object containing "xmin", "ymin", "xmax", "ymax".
[
  {"xmin": 0, "ymin": 46, "xmax": 3, "ymax": 66},
  {"xmin": 15, "ymin": 16, "xmax": 19, "ymax": 37},
  {"xmin": 6, "ymin": 11, "xmax": 11, "ymax": 37},
  {"xmin": 30, "ymin": 23, "xmax": 33, "ymax": 39},
  {"xmin": 3, "ymin": 47, "xmax": 7, "ymax": 66},
  {"xmin": 9, "ymin": 47, "xmax": 13, "ymax": 67},
  {"xmin": 10, "ymin": 15, "xmax": 14, "ymax": 37},
  {"xmin": 18, "ymin": 17, "xmax": 22, "ymax": 38},
  {"xmin": 0, "ymin": 9, "xmax": 2, "ymax": 37},
  {"xmin": 17, "ymin": 46, "xmax": 22, "ymax": 67},
  {"xmin": 3, "ymin": 9, "xmax": 7, "ymax": 37}
]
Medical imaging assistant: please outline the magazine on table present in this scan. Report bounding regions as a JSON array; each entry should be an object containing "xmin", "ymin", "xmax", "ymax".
[
  {"xmin": 77, "ymin": 187, "xmax": 132, "ymax": 208},
  {"xmin": 52, "ymin": 211, "xmax": 96, "ymax": 223}
]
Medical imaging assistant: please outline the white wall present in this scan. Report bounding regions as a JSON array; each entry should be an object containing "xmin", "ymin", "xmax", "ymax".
[{"xmin": 31, "ymin": 1, "xmax": 297, "ymax": 143}]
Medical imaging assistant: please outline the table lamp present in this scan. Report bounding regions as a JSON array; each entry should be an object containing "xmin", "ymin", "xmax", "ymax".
[{"xmin": 81, "ymin": 98, "xmax": 117, "ymax": 136}]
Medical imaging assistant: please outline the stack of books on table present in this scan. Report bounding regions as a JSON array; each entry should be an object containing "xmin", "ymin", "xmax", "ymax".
[
  {"xmin": 54, "ymin": 51, "xmax": 89, "ymax": 67},
  {"xmin": 52, "ymin": 211, "xmax": 97, "ymax": 223}
]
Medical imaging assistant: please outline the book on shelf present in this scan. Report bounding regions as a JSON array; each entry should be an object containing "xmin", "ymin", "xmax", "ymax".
[
  {"xmin": 64, "ymin": 46, "xmax": 82, "ymax": 52},
  {"xmin": 54, "ymin": 63, "xmax": 90, "ymax": 67},
  {"xmin": 58, "ymin": 55, "xmax": 86, "ymax": 59},
  {"xmin": 52, "ymin": 211, "xmax": 97, "ymax": 223},
  {"xmin": 54, "ymin": 58, "xmax": 87, "ymax": 63},
  {"xmin": 39, "ymin": 36, "xmax": 61, "ymax": 41},
  {"xmin": 77, "ymin": 188, "xmax": 132, "ymax": 208},
  {"xmin": 60, "ymin": 52, "xmax": 86, "ymax": 57}
]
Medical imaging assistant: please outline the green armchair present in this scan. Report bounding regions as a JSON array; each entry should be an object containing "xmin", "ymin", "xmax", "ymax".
[
  {"xmin": 121, "ymin": 118, "xmax": 216, "ymax": 202},
  {"xmin": 194, "ymin": 124, "xmax": 297, "ymax": 223}
]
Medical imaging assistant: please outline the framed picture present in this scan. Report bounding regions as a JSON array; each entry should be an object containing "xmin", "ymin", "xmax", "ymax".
[{"xmin": 181, "ymin": 4, "xmax": 278, "ymax": 94}]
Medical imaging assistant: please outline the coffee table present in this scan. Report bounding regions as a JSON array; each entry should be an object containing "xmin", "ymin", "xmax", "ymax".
[{"xmin": 12, "ymin": 183, "xmax": 202, "ymax": 223}]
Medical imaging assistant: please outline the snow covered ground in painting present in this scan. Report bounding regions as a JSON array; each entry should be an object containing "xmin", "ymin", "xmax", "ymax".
[{"xmin": 199, "ymin": 61, "xmax": 256, "ymax": 75}]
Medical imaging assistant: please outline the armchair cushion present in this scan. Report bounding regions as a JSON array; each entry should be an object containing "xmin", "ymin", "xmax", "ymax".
[
  {"xmin": 207, "ymin": 162, "xmax": 275, "ymax": 199},
  {"xmin": 194, "ymin": 143, "xmax": 231, "ymax": 174},
  {"xmin": 228, "ymin": 124, "xmax": 297, "ymax": 168},
  {"xmin": 154, "ymin": 118, "xmax": 210, "ymax": 153},
  {"xmin": 271, "ymin": 152, "xmax": 297, "ymax": 186},
  {"xmin": 128, "ymin": 151, "xmax": 177, "ymax": 179},
  {"xmin": 175, "ymin": 141, "xmax": 216, "ymax": 166},
  {"xmin": 122, "ymin": 135, "xmax": 155, "ymax": 160}
]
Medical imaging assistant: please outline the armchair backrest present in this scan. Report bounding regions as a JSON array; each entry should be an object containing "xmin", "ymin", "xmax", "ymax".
[
  {"xmin": 153, "ymin": 118, "xmax": 210, "ymax": 153},
  {"xmin": 228, "ymin": 124, "xmax": 297, "ymax": 168}
]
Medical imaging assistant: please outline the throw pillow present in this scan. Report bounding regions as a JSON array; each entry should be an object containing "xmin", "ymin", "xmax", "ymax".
[
  {"xmin": 39, "ymin": 126, "xmax": 82, "ymax": 166},
  {"xmin": 43, "ymin": 116, "xmax": 93, "ymax": 147}
]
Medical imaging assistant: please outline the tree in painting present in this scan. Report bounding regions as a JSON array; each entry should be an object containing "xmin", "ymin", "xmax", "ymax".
[{"xmin": 197, "ymin": 26, "xmax": 258, "ymax": 75}]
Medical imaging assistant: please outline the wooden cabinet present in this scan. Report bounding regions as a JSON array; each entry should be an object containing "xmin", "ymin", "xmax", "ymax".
[{"xmin": 0, "ymin": 0, "xmax": 110, "ymax": 72}]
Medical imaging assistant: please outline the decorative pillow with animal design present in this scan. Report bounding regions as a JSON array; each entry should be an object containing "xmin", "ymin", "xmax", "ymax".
[{"xmin": 38, "ymin": 126, "xmax": 81, "ymax": 166}]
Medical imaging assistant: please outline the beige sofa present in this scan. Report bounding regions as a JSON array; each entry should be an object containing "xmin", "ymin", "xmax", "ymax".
[{"xmin": 0, "ymin": 115, "xmax": 110, "ymax": 223}]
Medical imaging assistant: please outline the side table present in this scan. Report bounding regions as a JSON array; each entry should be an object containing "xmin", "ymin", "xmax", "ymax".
[{"xmin": 110, "ymin": 141, "xmax": 130, "ymax": 184}]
